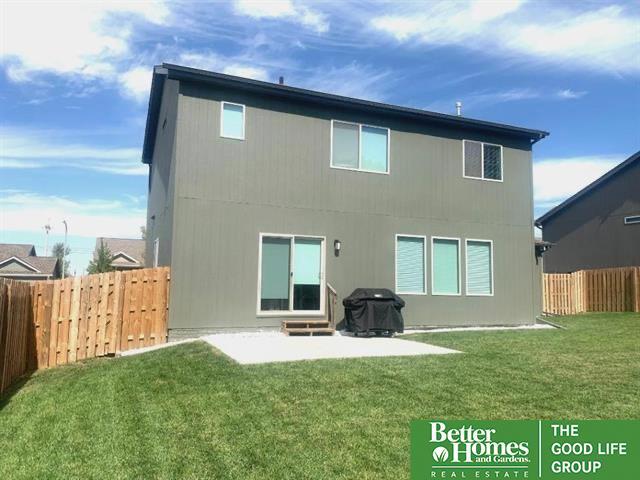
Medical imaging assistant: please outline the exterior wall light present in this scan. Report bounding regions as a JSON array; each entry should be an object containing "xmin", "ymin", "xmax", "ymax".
[{"xmin": 334, "ymin": 239, "xmax": 341, "ymax": 257}]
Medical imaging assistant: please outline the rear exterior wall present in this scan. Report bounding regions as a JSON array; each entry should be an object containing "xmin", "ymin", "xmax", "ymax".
[{"xmin": 160, "ymin": 82, "xmax": 540, "ymax": 332}]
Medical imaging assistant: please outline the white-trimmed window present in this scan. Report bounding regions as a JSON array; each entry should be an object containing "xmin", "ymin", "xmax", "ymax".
[
  {"xmin": 331, "ymin": 120, "xmax": 389, "ymax": 174},
  {"xmin": 465, "ymin": 239, "xmax": 493, "ymax": 296},
  {"xmin": 624, "ymin": 215, "xmax": 640, "ymax": 225},
  {"xmin": 395, "ymin": 235, "xmax": 426, "ymax": 295},
  {"xmin": 153, "ymin": 238, "xmax": 159, "ymax": 267},
  {"xmin": 431, "ymin": 237, "xmax": 461, "ymax": 296},
  {"xmin": 257, "ymin": 234, "xmax": 326, "ymax": 316},
  {"xmin": 463, "ymin": 140, "xmax": 503, "ymax": 181},
  {"xmin": 220, "ymin": 101, "xmax": 245, "ymax": 140}
]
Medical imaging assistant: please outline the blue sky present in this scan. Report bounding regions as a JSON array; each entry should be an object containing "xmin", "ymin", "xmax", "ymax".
[{"xmin": 1, "ymin": 0, "xmax": 639, "ymax": 273}]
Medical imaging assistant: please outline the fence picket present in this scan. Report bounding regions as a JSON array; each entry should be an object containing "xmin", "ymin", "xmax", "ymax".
[
  {"xmin": 0, "ymin": 268, "xmax": 170, "ymax": 396},
  {"xmin": 543, "ymin": 266, "xmax": 640, "ymax": 315}
]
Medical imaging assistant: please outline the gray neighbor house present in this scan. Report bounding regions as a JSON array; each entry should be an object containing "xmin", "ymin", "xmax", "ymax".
[
  {"xmin": 142, "ymin": 64, "xmax": 548, "ymax": 338},
  {"xmin": 536, "ymin": 150, "xmax": 640, "ymax": 273}
]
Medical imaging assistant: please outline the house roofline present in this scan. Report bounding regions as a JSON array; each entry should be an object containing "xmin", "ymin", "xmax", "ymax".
[
  {"xmin": 536, "ymin": 150, "xmax": 640, "ymax": 226},
  {"xmin": 0, "ymin": 256, "xmax": 41, "ymax": 273},
  {"xmin": 142, "ymin": 63, "xmax": 549, "ymax": 164}
]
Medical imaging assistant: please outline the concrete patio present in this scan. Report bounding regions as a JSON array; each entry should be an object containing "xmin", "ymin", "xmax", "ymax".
[{"xmin": 199, "ymin": 331, "xmax": 459, "ymax": 365}]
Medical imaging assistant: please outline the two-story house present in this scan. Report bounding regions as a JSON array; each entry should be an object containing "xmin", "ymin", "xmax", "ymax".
[
  {"xmin": 142, "ymin": 64, "xmax": 548, "ymax": 339},
  {"xmin": 536, "ymin": 150, "xmax": 640, "ymax": 273}
]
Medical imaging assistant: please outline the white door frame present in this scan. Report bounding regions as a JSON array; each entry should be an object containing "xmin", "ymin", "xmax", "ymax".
[{"xmin": 256, "ymin": 233, "xmax": 326, "ymax": 317}]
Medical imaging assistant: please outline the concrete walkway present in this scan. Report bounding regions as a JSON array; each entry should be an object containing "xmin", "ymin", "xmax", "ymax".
[
  {"xmin": 399, "ymin": 323, "xmax": 556, "ymax": 335},
  {"xmin": 201, "ymin": 331, "xmax": 459, "ymax": 365}
]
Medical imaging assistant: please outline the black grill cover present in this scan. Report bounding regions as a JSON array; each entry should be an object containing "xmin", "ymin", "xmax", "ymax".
[{"xmin": 343, "ymin": 288, "xmax": 405, "ymax": 334}]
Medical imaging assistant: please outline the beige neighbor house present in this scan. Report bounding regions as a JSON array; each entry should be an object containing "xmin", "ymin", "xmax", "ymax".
[
  {"xmin": 94, "ymin": 237, "xmax": 146, "ymax": 271},
  {"xmin": 0, "ymin": 243, "xmax": 61, "ymax": 280}
]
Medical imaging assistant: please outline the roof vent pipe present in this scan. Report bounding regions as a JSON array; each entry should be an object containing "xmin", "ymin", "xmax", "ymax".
[
  {"xmin": 455, "ymin": 101, "xmax": 462, "ymax": 116},
  {"xmin": 278, "ymin": 76, "xmax": 284, "ymax": 85}
]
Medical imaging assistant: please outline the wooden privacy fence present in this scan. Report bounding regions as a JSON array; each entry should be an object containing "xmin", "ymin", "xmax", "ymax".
[
  {"xmin": 0, "ymin": 279, "xmax": 35, "ymax": 395},
  {"xmin": 0, "ymin": 267, "xmax": 170, "ymax": 395},
  {"xmin": 543, "ymin": 266, "xmax": 640, "ymax": 315}
]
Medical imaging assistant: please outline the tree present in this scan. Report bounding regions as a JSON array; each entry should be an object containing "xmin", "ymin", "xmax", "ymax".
[
  {"xmin": 52, "ymin": 242, "xmax": 70, "ymax": 278},
  {"xmin": 87, "ymin": 240, "xmax": 114, "ymax": 274}
]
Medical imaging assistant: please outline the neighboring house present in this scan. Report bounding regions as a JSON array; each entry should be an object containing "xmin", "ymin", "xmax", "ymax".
[
  {"xmin": 536, "ymin": 151, "xmax": 640, "ymax": 273},
  {"xmin": 142, "ymin": 64, "xmax": 548, "ymax": 338},
  {"xmin": 94, "ymin": 237, "xmax": 146, "ymax": 270},
  {"xmin": 0, "ymin": 243, "xmax": 61, "ymax": 280}
]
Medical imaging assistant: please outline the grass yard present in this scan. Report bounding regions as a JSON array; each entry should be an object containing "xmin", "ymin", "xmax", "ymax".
[{"xmin": 1, "ymin": 313, "xmax": 638, "ymax": 479}]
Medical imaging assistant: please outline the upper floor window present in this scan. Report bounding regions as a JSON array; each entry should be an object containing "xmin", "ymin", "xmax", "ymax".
[
  {"xmin": 463, "ymin": 140, "xmax": 503, "ymax": 181},
  {"xmin": 331, "ymin": 120, "xmax": 389, "ymax": 174},
  {"xmin": 624, "ymin": 215, "xmax": 640, "ymax": 225},
  {"xmin": 221, "ymin": 102, "xmax": 245, "ymax": 140}
]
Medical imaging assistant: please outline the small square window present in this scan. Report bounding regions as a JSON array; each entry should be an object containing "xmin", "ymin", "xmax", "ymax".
[
  {"xmin": 483, "ymin": 144, "xmax": 502, "ymax": 180},
  {"xmin": 221, "ymin": 102, "xmax": 245, "ymax": 140},
  {"xmin": 464, "ymin": 140, "xmax": 482, "ymax": 178},
  {"xmin": 463, "ymin": 140, "xmax": 503, "ymax": 181}
]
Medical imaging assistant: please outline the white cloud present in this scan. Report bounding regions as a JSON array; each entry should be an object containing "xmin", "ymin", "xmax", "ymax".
[
  {"xmin": 0, "ymin": 1, "xmax": 168, "ymax": 82},
  {"xmin": 426, "ymin": 87, "xmax": 586, "ymax": 114},
  {"xmin": 119, "ymin": 66, "xmax": 153, "ymax": 101},
  {"xmin": 234, "ymin": 0, "xmax": 328, "ymax": 33},
  {"xmin": 533, "ymin": 155, "xmax": 626, "ymax": 207},
  {"xmin": 556, "ymin": 89, "xmax": 587, "ymax": 100},
  {"xmin": 1, "ymin": 191, "xmax": 145, "ymax": 273},
  {"xmin": 1, "ymin": 128, "xmax": 145, "ymax": 175},
  {"xmin": 223, "ymin": 65, "xmax": 269, "ymax": 81},
  {"xmin": 0, "ymin": 191, "xmax": 146, "ymax": 237},
  {"xmin": 371, "ymin": 2, "xmax": 640, "ymax": 75},
  {"xmin": 294, "ymin": 62, "xmax": 392, "ymax": 100}
]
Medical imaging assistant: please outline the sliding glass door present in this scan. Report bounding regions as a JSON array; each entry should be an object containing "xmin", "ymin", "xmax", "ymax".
[{"xmin": 259, "ymin": 234, "xmax": 325, "ymax": 315}]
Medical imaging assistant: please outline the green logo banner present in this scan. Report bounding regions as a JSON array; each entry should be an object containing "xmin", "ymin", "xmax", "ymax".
[{"xmin": 411, "ymin": 420, "xmax": 639, "ymax": 479}]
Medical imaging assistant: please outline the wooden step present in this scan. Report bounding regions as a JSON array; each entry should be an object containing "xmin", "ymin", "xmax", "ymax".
[
  {"xmin": 283, "ymin": 319, "xmax": 330, "ymax": 327},
  {"xmin": 283, "ymin": 327, "xmax": 335, "ymax": 336}
]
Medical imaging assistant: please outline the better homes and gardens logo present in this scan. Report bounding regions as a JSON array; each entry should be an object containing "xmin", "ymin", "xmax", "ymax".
[
  {"xmin": 411, "ymin": 420, "xmax": 639, "ymax": 480},
  {"xmin": 424, "ymin": 421, "xmax": 532, "ymax": 477}
]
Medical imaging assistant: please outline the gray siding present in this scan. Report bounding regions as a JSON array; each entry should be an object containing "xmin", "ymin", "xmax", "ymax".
[
  {"xmin": 162, "ymin": 82, "xmax": 540, "ymax": 331},
  {"xmin": 145, "ymin": 79, "xmax": 179, "ymax": 268},
  {"xmin": 542, "ymin": 160, "xmax": 640, "ymax": 273}
]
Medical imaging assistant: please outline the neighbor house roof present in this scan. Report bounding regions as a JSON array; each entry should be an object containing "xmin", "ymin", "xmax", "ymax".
[
  {"xmin": 142, "ymin": 63, "xmax": 549, "ymax": 164},
  {"xmin": 0, "ymin": 243, "xmax": 36, "ymax": 259},
  {"xmin": 95, "ymin": 237, "xmax": 145, "ymax": 266},
  {"xmin": 0, "ymin": 255, "xmax": 60, "ymax": 277},
  {"xmin": 536, "ymin": 150, "xmax": 640, "ymax": 226}
]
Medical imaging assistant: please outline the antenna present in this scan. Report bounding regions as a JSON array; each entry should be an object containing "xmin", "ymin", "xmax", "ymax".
[
  {"xmin": 44, "ymin": 220, "xmax": 51, "ymax": 255},
  {"xmin": 455, "ymin": 101, "xmax": 462, "ymax": 117}
]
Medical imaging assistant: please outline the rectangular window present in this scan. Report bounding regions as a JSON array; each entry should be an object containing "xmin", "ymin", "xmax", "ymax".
[
  {"xmin": 220, "ymin": 102, "xmax": 245, "ymax": 139},
  {"xmin": 463, "ymin": 140, "xmax": 503, "ymax": 181},
  {"xmin": 432, "ymin": 237, "xmax": 461, "ymax": 295},
  {"xmin": 332, "ymin": 121, "xmax": 359, "ymax": 168},
  {"xmin": 466, "ymin": 239, "xmax": 493, "ymax": 296},
  {"xmin": 331, "ymin": 120, "xmax": 389, "ymax": 173},
  {"xmin": 258, "ymin": 234, "xmax": 325, "ymax": 315},
  {"xmin": 624, "ymin": 215, "xmax": 640, "ymax": 225},
  {"xmin": 395, "ymin": 235, "xmax": 426, "ymax": 294}
]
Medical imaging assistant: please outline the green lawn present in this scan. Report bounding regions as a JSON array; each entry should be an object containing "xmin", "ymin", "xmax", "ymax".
[{"xmin": 1, "ymin": 313, "xmax": 638, "ymax": 479}]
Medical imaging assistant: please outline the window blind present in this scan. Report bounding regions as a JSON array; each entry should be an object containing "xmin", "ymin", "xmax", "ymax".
[
  {"xmin": 396, "ymin": 236, "xmax": 425, "ymax": 293},
  {"xmin": 467, "ymin": 241, "xmax": 492, "ymax": 295},
  {"xmin": 432, "ymin": 238, "xmax": 460, "ymax": 295}
]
